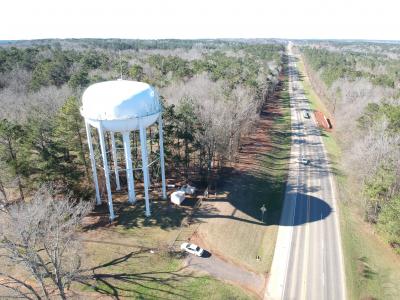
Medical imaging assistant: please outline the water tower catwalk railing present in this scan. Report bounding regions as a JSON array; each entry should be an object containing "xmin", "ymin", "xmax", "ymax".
[{"xmin": 81, "ymin": 80, "xmax": 167, "ymax": 220}]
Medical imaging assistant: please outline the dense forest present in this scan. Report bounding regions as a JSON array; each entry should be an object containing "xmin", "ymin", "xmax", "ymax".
[
  {"xmin": 300, "ymin": 43, "xmax": 400, "ymax": 252},
  {"xmin": 0, "ymin": 39, "xmax": 284, "ymax": 206}
]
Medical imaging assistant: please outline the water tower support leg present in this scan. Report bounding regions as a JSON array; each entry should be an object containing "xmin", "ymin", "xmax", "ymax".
[
  {"xmin": 140, "ymin": 125, "xmax": 151, "ymax": 217},
  {"xmin": 110, "ymin": 132, "xmax": 121, "ymax": 191},
  {"xmin": 158, "ymin": 115, "xmax": 167, "ymax": 200},
  {"xmin": 98, "ymin": 124, "xmax": 115, "ymax": 221},
  {"xmin": 85, "ymin": 121, "xmax": 101, "ymax": 205},
  {"xmin": 122, "ymin": 131, "xmax": 136, "ymax": 204}
]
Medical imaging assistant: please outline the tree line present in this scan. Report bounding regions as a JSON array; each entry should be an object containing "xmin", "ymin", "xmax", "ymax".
[{"xmin": 0, "ymin": 40, "xmax": 284, "ymax": 205}]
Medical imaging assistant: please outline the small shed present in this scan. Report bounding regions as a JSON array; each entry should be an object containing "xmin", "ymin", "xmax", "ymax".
[{"xmin": 171, "ymin": 191, "xmax": 185, "ymax": 205}]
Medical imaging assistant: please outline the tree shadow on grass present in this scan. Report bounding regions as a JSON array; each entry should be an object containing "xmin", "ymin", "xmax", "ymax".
[
  {"xmin": 117, "ymin": 201, "xmax": 189, "ymax": 230},
  {"xmin": 82, "ymin": 197, "xmax": 221, "ymax": 232},
  {"xmin": 76, "ymin": 251, "xmax": 199, "ymax": 300}
]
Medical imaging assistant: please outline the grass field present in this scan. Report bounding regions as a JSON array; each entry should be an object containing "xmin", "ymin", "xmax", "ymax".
[
  {"xmin": 195, "ymin": 68, "xmax": 291, "ymax": 273},
  {"xmin": 340, "ymin": 202, "xmax": 400, "ymax": 299},
  {"xmin": 297, "ymin": 51, "xmax": 400, "ymax": 300},
  {"xmin": 74, "ymin": 201, "xmax": 255, "ymax": 299}
]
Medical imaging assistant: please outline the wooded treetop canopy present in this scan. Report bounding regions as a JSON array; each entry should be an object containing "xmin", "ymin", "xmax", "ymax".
[{"xmin": 81, "ymin": 80, "xmax": 162, "ymax": 123}]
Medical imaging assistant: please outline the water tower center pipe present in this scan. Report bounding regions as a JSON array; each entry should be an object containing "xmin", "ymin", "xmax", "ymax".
[
  {"xmin": 122, "ymin": 131, "xmax": 136, "ymax": 204},
  {"xmin": 158, "ymin": 115, "xmax": 167, "ymax": 199},
  {"xmin": 110, "ymin": 132, "xmax": 121, "ymax": 191},
  {"xmin": 139, "ymin": 124, "xmax": 151, "ymax": 217}
]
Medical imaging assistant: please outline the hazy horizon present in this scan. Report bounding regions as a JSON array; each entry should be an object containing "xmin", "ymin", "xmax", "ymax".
[
  {"xmin": 2, "ymin": 37, "xmax": 400, "ymax": 44},
  {"xmin": 2, "ymin": 0, "xmax": 399, "ymax": 41}
]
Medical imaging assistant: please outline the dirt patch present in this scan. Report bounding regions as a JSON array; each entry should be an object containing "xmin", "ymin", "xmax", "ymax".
[{"xmin": 235, "ymin": 92, "xmax": 284, "ymax": 174}]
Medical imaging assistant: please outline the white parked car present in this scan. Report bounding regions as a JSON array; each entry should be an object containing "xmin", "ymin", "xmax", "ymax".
[{"xmin": 180, "ymin": 242, "xmax": 204, "ymax": 257}]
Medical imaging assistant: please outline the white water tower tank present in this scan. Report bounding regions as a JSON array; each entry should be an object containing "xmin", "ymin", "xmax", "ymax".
[
  {"xmin": 81, "ymin": 80, "xmax": 161, "ymax": 130},
  {"xmin": 81, "ymin": 80, "xmax": 167, "ymax": 220}
]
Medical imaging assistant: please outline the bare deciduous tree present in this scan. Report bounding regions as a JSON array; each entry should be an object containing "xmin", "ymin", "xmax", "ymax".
[
  {"xmin": 0, "ymin": 187, "xmax": 92, "ymax": 300},
  {"xmin": 162, "ymin": 72, "xmax": 269, "ymax": 185}
]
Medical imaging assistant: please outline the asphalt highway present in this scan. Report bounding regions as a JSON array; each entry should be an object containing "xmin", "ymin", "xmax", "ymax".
[{"xmin": 266, "ymin": 44, "xmax": 346, "ymax": 300}]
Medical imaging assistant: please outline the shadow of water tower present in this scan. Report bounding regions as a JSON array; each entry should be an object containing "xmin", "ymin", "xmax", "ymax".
[{"xmin": 80, "ymin": 80, "xmax": 167, "ymax": 220}]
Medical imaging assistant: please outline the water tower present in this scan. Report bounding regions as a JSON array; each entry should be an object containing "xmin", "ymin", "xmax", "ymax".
[{"xmin": 81, "ymin": 80, "xmax": 167, "ymax": 220}]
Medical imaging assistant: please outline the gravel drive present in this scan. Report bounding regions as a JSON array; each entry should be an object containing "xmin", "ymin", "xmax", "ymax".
[{"xmin": 185, "ymin": 252, "xmax": 265, "ymax": 297}]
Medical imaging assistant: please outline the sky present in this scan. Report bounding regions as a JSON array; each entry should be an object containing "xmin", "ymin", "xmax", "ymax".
[{"xmin": 1, "ymin": 0, "xmax": 399, "ymax": 41}]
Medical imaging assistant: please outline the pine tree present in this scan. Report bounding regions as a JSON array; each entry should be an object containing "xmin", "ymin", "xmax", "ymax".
[
  {"xmin": 54, "ymin": 96, "xmax": 89, "ymax": 179},
  {"xmin": 0, "ymin": 119, "xmax": 30, "ymax": 201}
]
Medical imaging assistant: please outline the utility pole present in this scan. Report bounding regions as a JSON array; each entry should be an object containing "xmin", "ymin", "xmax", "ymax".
[{"xmin": 260, "ymin": 204, "xmax": 267, "ymax": 223}]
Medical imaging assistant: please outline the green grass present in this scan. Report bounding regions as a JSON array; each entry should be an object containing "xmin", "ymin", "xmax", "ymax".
[
  {"xmin": 297, "ymin": 51, "xmax": 400, "ymax": 300},
  {"xmin": 78, "ymin": 246, "xmax": 253, "ymax": 299},
  {"xmin": 197, "ymin": 68, "xmax": 291, "ymax": 273},
  {"xmin": 75, "ymin": 201, "xmax": 255, "ymax": 299},
  {"xmin": 184, "ymin": 277, "xmax": 255, "ymax": 300},
  {"xmin": 340, "ymin": 202, "xmax": 400, "ymax": 300}
]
